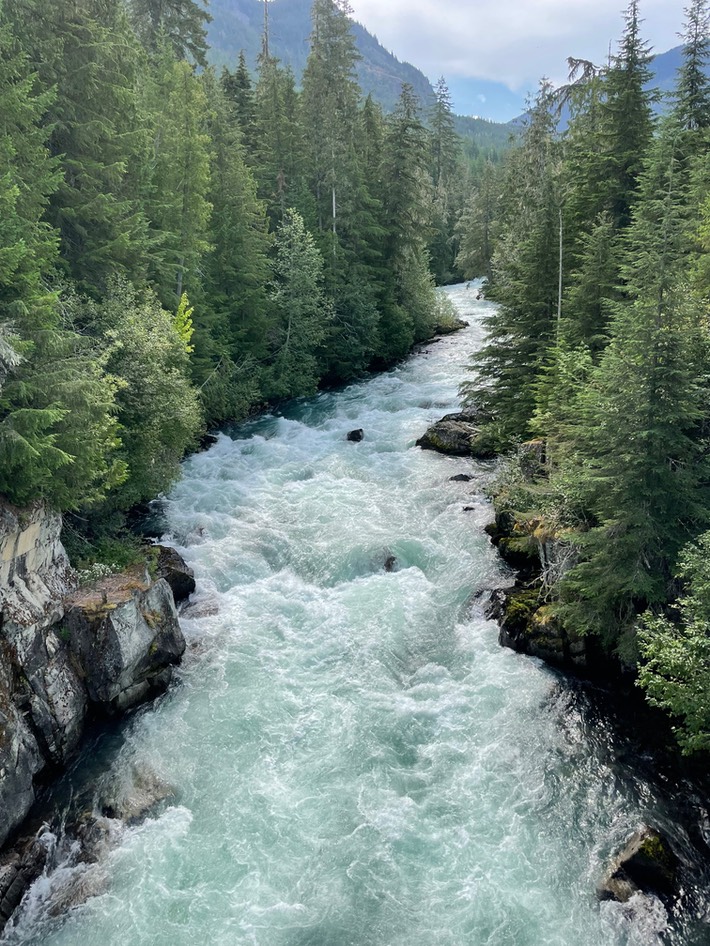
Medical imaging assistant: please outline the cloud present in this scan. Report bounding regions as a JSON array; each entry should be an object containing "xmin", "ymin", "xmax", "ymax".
[{"xmin": 349, "ymin": 0, "xmax": 685, "ymax": 89}]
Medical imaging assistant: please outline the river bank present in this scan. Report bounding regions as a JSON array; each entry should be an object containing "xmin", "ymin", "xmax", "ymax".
[{"xmin": 2, "ymin": 284, "xmax": 709, "ymax": 945}]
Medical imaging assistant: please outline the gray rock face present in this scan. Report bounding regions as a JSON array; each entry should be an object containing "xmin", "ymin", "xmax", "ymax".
[
  {"xmin": 65, "ymin": 578, "xmax": 186, "ymax": 714},
  {"xmin": 599, "ymin": 827, "xmax": 678, "ymax": 902},
  {"xmin": 0, "ymin": 502, "xmax": 79, "ymax": 848},
  {"xmin": 0, "ymin": 648, "xmax": 43, "ymax": 849},
  {"xmin": 0, "ymin": 502, "xmax": 74, "ymax": 632},
  {"xmin": 0, "ymin": 834, "xmax": 50, "ymax": 925},
  {"xmin": 155, "ymin": 545, "xmax": 196, "ymax": 604},
  {"xmin": 0, "ymin": 499, "xmax": 187, "ymax": 882}
]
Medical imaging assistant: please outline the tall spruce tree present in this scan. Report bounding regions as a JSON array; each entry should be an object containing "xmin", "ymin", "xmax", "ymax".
[
  {"xmin": 128, "ymin": 0, "xmax": 212, "ymax": 66},
  {"xmin": 558, "ymin": 124, "xmax": 709, "ymax": 651},
  {"xmin": 462, "ymin": 82, "xmax": 562, "ymax": 445},
  {"xmin": 200, "ymin": 71, "xmax": 272, "ymax": 423},
  {"xmin": 143, "ymin": 51, "xmax": 213, "ymax": 306}
]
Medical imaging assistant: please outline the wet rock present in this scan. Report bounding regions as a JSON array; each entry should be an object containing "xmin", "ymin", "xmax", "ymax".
[
  {"xmin": 416, "ymin": 411, "xmax": 496, "ymax": 459},
  {"xmin": 154, "ymin": 545, "xmax": 196, "ymax": 604},
  {"xmin": 199, "ymin": 432, "xmax": 219, "ymax": 451},
  {"xmin": 346, "ymin": 428, "xmax": 364, "ymax": 442},
  {"xmin": 484, "ymin": 513, "xmax": 540, "ymax": 580},
  {"xmin": 463, "ymin": 506, "xmax": 476, "ymax": 512},
  {"xmin": 449, "ymin": 474, "xmax": 473, "ymax": 482},
  {"xmin": 99, "ymin": 765, "xmax": 175, "ymax": 825},
  {"xmin": 0, "ymin": 652, "xmax": 44, "ymax": 849},
  {"xmin": 0, "ymin": 834, "xmax": 50, "ymax": 925},
  {"xmin": 599, "ymin": 827, "xmax": 678, "ymax": 903},
  {"xmin": 64, "ymin": 578, "xmax": 186, "ymax": 715},
  {"xmin": 181, "ymin": 596, "xmax": 219, "ymax": 620},
  {"xmin": 432, "ymin": 317, "xmax": 469, "ymax": 335},
  {"xmin": 384, "ymin": 555, "xmax": 397, "ymax": 573},
  {"xmin": 0, "ymin": 501, "xmax": 84, "ymax": 847},
  {"xmin": 486, "ymin": 588, "xmax": 587, "ymax": 670}
]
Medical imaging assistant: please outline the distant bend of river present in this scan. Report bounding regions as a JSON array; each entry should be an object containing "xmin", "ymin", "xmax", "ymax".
[{"xmin": 5, "ymin": 283, "xmax": 710, "ymax": 945}]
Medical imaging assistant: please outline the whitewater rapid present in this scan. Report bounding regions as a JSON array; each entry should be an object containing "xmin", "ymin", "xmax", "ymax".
[{"xmin": 4, "ymin": 284, "xmax": 709, "ymax": 945}]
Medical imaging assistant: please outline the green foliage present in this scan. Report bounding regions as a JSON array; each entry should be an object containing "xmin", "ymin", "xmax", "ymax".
[
  {"xmin": 173, "ymin": 293, "xmax": 195, "ymax": 354},
  {"xmin": 639, "ymin": 533, "xmax": 710, "ymax": 753},
  {"xmin": 267, "ymin": 209, "xmax": 332, "ymax": 399},
  {"xmin": 128, "ymin": 0, "xmax": 212, "ymax": 66},
  {"xmin": 76, "ymin": 277, "xmax": 202, "ymax": 511}
]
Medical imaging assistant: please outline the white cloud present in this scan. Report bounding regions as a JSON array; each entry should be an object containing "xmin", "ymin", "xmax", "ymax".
[{"xmin": 349, "ymin": 0, "xmax": 685, "ymax": 89}]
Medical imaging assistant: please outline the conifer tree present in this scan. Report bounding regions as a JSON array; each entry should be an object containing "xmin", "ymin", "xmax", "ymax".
[
  {"xmin": 674, "ymin": 0, "xmax": 710, "ymax": 132},
  {"xmin": 558, "ymin": 125, "xmax": 709, "ymax": 650},
  {"xmin": 462, "ymin": 82, "xmax": 562, "ymax": 445},
  {"xmin": 455, "ymin": 160, "xmax": 499, "ymax": 282},
  {"xmin": 200, "ymin": 71, "xmax": 272, "ymax": 422},
  {"xmin": 267, "ymin": 210, "xmax": 333, "ymax": 400},
  {"xmin": 128, "ymin": 0, "xmax": 212, "ymax": 66},
  {"xmin": 144, "ymin": 51, "xmax": 213, "ymax": 305},
  {"xmin": 601, "ymin": 0, "xmax": 655, "ymax": 230},
  {"xmin": 301, "ymin": 0, "xmax": 362, "ymax": 264},
  {"xmin": 16, "ymin": 0, "xmax": 152, "ymax": 292},
  {"xmin": 221, "ymin": 52, "xmax": 257, "ymax": 153}
]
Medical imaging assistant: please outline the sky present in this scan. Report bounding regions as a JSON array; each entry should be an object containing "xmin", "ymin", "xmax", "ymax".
[{"xmin": 347, "ymin": 0, "xmax": 687, "ymax": 92}]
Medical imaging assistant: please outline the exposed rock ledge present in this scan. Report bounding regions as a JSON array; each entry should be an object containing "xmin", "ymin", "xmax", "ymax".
[{"xmin": 0, "ymin": 501, "xmax": 188, "ymax": 860}]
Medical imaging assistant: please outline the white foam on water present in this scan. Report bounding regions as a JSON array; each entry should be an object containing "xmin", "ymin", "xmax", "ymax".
[{"xmin": 4, "ymin": 285, "xmax": 707, "ymax": 945}]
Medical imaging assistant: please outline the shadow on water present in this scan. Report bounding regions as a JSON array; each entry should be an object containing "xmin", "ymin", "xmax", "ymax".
[{"xmin": 547, "ymin": 675, "xmax": 710, "ymax": 944}]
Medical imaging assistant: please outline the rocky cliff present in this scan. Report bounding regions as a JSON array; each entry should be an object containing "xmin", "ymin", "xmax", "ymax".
[{"xmin": 0, "ymin": 501, "xmax": 188, "ymax": 854}]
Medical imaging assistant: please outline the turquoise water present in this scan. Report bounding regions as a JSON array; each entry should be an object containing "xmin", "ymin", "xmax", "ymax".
[{"xmin": 4, "ymin": 285, "xmax": 708, "ymax": 945}]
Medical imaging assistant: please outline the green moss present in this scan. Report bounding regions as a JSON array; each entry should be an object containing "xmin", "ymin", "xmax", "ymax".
[
  {"xmin": 504, "ymin": 589, "xmax": 542, "ymax": 632},
  {"xmin": 639, "ymin": 834, "xmax": 674, "ymax": 869}
]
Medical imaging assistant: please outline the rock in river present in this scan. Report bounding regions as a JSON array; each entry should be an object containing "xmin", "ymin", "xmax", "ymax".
[
  {"xmin": 416, "ymin": 411, "xmax": 496, "ymax": 458},
  {"xmin": 599, "ymin": 826, "xmax": 678, "ymax": 903}
]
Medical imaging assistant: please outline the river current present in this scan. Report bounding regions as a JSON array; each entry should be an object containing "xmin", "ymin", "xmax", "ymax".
[{"xmin": 5, "ymin": 284, "xmax": 710, "ymax": 945}]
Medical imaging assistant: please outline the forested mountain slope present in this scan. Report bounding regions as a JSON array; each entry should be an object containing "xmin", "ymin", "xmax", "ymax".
[{"xmin": 208, "ymin": 0, "xmax": 436, "ymax": 111}]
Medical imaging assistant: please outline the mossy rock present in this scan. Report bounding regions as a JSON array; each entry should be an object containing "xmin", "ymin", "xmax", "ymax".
[{"xmin": 599, "ymin": 826, "xmax": 678, "ymax": 903}]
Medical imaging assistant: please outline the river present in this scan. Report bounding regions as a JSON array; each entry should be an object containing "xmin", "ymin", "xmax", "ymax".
[{"xmin": 4, "ymin": 284, "xmax": 710, "ymax": 945}]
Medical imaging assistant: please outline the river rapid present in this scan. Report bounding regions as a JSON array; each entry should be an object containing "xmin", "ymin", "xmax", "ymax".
[{"xmin": 4, "ymin": 284, "xmax": 710, "ymax": 945}]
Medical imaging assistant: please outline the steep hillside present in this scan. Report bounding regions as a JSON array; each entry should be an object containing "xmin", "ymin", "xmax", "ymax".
[{"xmin": 208, "ymin": 0, "xmax": 435, "ymax": 111}]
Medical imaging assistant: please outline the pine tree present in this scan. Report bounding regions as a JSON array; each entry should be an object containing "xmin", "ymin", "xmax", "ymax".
[
  {"xmin": 15, "ymin": 0, "xmax": 152, "ymax": 292},
  {"xmin": 674, "ymin": 0, "xmax": 710, "ymax": 132},
  {"xmin": 301, "ymin": 0, "xmax": 362, "ymax": 266},
  {"xmin": 128, "ymin": 0, "xmax": 212, "ymax": 66},
  {"xmin": 143, "ymin": 51, "xmax": 213, "ymax": 306},
  {"xmin": 221, "ymin": 51, "xmax": 257, "ymax": 153},
  {"xmin": 601, "ymin": 0, "xmax": 655, "ymax": 230},
  {"xmin": 558, "ymin": 125, "xmax": 709, "ymax": 651},
  {"xmin": 429, "ymin": 77, "xmax": 459, "ymax": 189},
  {"xmin": 455, "ymin": 160, "xmax": 499, "ymax": 282},
  {"xmin": 267, "ymin": 210, "xmax": 333, "ymax": 400},
  {"xmin": 462, "ymin": 82, "xmax": 562, "ymax": 445},
  {"xmin": 199, "ymin": 71, "xmax": 273, "ymax": 422},
  {"xmin": 252, "ymin": 54, "xmax": 307, "ymax": 226}
]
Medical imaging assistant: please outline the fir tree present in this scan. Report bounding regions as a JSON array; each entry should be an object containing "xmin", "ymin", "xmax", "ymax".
[{"xmin": 128, "ymin": 0, "xmax": 212, "ymax": 66}]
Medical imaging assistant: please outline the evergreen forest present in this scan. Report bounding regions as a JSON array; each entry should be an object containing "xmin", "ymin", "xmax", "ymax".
[
  {"xmin": 455, "ymin": 0, "xmax": 710, "ymax": 755},
  {"xmin": 3, "ymin": 0, "xmax": 710, "ymax": 754},
  {"xmin": 0, "ymin": 0, "xmax": 478, "ymax": 546}
]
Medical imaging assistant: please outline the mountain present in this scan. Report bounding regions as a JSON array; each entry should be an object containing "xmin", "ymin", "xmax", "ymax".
[
  {"xmin": 509, "ymin": 44, "xmax": 698, "ymax": 131},
  {"xmin": 207, "ymin": 0, "xmax": 436, "ymax": 113}
]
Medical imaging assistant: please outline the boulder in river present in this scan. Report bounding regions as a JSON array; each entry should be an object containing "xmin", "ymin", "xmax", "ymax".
[
  {"xmin": 154, "ymin": 545, "xmax": 196, "ymax": 604},
  {"xmin": 449, "ymin": 473, "xmax": 473, "ymax": 482},
  {"xmin": 346, "ymin": 428, "xmax": 364, "ymax": 442},
  {"xmin": 416, "ymin": 411, "xmax": 496, "ymax": 458},
  {"xmin": 599, "ymin": 826, "xmax": 678, "ymax": 902}
]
